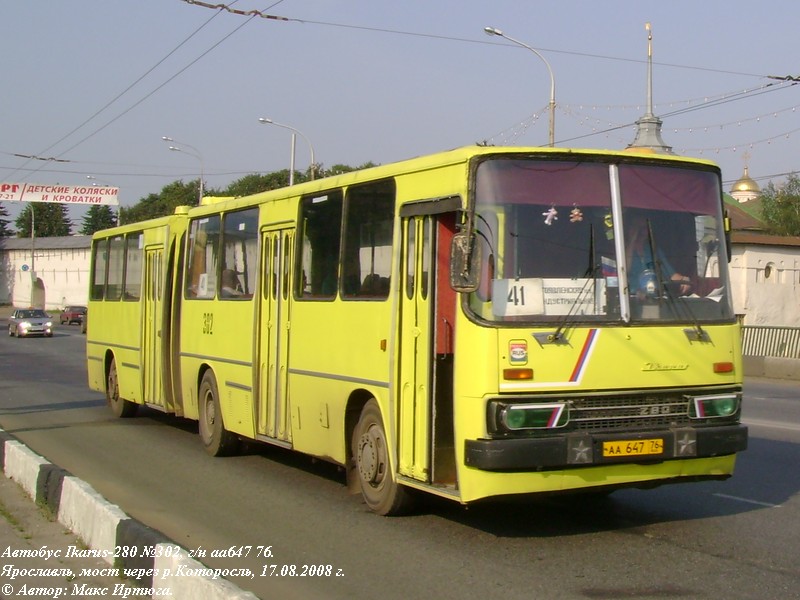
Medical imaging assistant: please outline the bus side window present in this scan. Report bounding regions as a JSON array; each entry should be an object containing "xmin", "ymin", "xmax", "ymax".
[
  {"xmin": 124, "ymin": 233, "xmax": 143, "ymax": 300},
  {"xmin": 106, "ymin": 235, "xmax": 125, "ymax": 301},
  {"xmin": 342, "ymin": 179, "xmax": 395, "ymax": 300},
  {"xmin": 297, "ymin": 190, "xmax": 343, "ymax": 299},
  {"xmin": 90, "ymin": 239, "xmax": 109, "ymax": 300},
  {"xmin": 219, "ymin": 208, "xmax": 258, "ymax": 300},
  {"xmin": 186, "ymin": 215, "xmax": 220, "ymax": 299}
]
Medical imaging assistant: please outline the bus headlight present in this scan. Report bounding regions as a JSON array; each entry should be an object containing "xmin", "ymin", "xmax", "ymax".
[
  {"xmin": 493, "ymin": 402, "xmax": 569, "ymax": 431},
  {"xmin": 688, "ymin": 393, "xmax": 740, "ymax": 419}
]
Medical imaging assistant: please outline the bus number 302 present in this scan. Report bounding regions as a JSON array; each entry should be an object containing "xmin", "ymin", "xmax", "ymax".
[{"xmin": 202, "ymin": 313, "xmax": 214, "ymax": 335}]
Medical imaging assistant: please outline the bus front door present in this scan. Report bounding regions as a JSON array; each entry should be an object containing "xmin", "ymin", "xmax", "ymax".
[
  {"xmin": 257, "ymin": 228, "xmax": 293, "ymax": 444},
  {"xmin": 143, "ymin": 247, "xmax": 165, "ymax": 409},
  {"xmin": 398, "ymin": 216, "xmax": 434, "ymax": 481}
]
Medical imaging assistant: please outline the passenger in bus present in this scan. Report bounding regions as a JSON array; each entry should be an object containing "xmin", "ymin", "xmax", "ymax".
[
  {"xmin": 625, "ymin": 214, "xmax": 691, "ymax": 296},
  {"xmin": 360, "ymin": 273, "xmax": 389, "ymax": 297},
  {"xmin": 220, "ymin": 269, "xmax": 244, "ymax": 297}
]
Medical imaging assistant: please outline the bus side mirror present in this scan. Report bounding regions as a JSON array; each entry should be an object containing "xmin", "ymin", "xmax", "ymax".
[
  {"xmin": 450, "ymin": 232, "xmax": 482, "ymax": 292},
  {"xmin": 724, "ymin": 214, "xmax": 732, "ymax": 263}
]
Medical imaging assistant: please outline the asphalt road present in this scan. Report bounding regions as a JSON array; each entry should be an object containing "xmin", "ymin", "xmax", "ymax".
[{"xmin": 0, "ymin": 324, "xmax": 798, "ymax": 600}]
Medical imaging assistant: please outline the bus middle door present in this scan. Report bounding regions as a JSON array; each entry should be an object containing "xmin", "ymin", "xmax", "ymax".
[
  {"xmin": 257, "ymin": 228, "xmax": 293, "ymax": 445},
  {"xmin": 142, "ymin": 246, "xmax": 165, "ymax": 409}
]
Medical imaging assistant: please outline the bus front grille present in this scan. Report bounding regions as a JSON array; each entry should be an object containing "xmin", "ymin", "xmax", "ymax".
[{"xmin": 569, "ymin": 394, "xmax": 690, "ymax": 431}]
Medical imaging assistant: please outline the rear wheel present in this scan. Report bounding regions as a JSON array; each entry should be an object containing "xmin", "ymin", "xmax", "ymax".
[
  {"xmin": 352, "ymin": 399, "xmax": 414, "ymax": 516},
  {"xmin": 8, "ymin": 325, "xmax": 14, "ymax": 337},
  {"xmin": 107, "ymin": 358, "xmax": 138, "ymax": 418},
  {"xmin": 198, "ymin": 370, "xmax": 239, "ymax": 456}
]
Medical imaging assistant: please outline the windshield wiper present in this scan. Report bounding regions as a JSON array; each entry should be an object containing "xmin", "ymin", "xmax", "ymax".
[{"xmin": 535, "ymin": 225, "xmax": 598, "ymax": 346}]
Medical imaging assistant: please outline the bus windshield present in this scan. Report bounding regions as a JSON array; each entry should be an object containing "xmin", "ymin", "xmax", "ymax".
[{"xmin": 469, "ymin": 157, "xmax": 734, "ymax": 324}]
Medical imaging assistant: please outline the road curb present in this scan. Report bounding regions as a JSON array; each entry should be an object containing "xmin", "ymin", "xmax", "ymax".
[{"xmin": 0, "ymin": 427, "xmax": 258, "ymax": 599}]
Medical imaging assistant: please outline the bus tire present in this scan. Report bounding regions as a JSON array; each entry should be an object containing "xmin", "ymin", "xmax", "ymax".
[
  {"xmin": 198, "ymin": 370, "xmax": 239, "ymax": 457},
  {"xmin": 107, "ymin": 358, "xmax": 138, "ymax": 418},
  {"xmin": 352, "ymin": 399, "xmax": 414, "ymax": 516}
]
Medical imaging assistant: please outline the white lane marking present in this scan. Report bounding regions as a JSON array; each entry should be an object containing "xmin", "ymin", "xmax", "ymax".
[
  {"xmin": 742, "ymin": 417, "xmax": 800, "ymax": 433},
  {"xmin": 712, "ymin": 493, "xmax": 781, "ymax": 508}
]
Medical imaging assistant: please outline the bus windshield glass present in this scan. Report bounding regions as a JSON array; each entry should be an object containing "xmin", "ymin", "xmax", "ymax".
[{"xmin": 469, "ymin": 157, "xmax": 734, "ymax": 324}]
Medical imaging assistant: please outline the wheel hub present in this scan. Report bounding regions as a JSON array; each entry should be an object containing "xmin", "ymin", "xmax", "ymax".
[
  {"xmin": 358, "ymin": 428, "xmax": 386, "ymax": 485},
  {"xmin": 205, "ymin": 395, "xmax": 216, "ymax": 426}
]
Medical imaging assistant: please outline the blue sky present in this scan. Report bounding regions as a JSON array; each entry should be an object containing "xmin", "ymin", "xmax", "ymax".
[{"xmin": 1, "ymin": 0, "xmax": 798, "ymax": 228}]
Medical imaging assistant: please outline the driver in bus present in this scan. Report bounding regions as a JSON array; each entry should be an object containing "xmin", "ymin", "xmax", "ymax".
[{"xmin": 625, "ymin": 213, "xmax": 692, "ymax": 296}]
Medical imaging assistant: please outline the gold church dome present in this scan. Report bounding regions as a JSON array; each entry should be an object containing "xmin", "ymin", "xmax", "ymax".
[{"xmin": 731, "ymin": 166, "xmax": 760, "ymax": 193}]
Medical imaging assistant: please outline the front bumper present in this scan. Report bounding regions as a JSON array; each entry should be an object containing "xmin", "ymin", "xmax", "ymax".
[{"xmin": 464, "ymin": 424, "xmax": 748, "ymax": 471}]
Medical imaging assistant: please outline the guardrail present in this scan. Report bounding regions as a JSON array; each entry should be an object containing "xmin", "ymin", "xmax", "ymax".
[{"xmin": 742, "ymin": 325, "xmax": 800, "ymax": 359}]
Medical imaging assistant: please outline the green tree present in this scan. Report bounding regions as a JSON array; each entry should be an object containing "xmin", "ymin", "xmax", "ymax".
[
  {"xmin": 14, "ymin": 203, "xmax": 71, "ymax": 237},
  {"xmin": 759, "ymin": 173, "xmax": 800, "ymax": 236},
  {"xmin": 80, "ymin": 205, "xmax": 118, "ymax": 234},
  {"xmin": 223, "ymin": 171, "xmax": 291, "ymax": 196},
  {"xmin": 0, "ymin": 203, "xmax": 12, "ymax": 237},
  {"xmin": 323, "ymin": 162, "xmax": 377, "ymax": 177},
  {"xmin": 120, "ymin": 179, "xmax": 201, "ymax": 225},
  {"xmin": 120, "ymin": 164, "xmax": 379, "ymax": 225}
]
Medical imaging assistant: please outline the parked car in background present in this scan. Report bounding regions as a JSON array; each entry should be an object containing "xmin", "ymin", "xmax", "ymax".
[
  {"xmin": 8, "ymin": 309, "xmax": 54, "ymax": 338},
  {"xmin": 60, "ymin": 305, "xmax": 87, "ymax": 325}
]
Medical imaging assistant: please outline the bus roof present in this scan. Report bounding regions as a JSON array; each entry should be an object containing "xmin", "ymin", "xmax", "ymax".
[
  {"xmin": 197, "ymin": 145, "xmax": 718, "ymax": 207},
  {"xmin": 98, "ymin": 145, "xmax": 720, "ymax": 234}
]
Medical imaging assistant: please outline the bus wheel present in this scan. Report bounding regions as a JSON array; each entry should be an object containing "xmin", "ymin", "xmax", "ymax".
[
  {"xmin": 352, "ymin": 399, "xmax": 414, "ymax": 516},
  {"xmin": 198, "ymin": 370, "xmax": 239, "ymax": 457},
  {"xmin": 107, "ymin": 359, "xmax": 138, "ymax": 418}
]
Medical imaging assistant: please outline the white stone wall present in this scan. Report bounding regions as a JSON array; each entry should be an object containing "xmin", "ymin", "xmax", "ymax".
[
  {"xmin": 729, "ymin": 244, "xmax": 800, "ymax": 326},
  {"xmin": 0, "ymin": 245, "xmax": 90, "ymax": 310}
]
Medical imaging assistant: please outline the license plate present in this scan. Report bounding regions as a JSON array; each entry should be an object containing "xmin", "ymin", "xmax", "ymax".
[{"xmin": 603, "ymin": 438, "xmax": 664, "ymax": 458}]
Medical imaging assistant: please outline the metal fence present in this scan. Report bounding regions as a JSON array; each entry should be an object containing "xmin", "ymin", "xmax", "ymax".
[{"xmin": 742, "ymin": 326, "xmax": 800, "ymax": 359}]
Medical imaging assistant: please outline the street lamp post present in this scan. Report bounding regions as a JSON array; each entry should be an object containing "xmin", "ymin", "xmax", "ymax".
[
  {"xmin": 161, "ymin": 136, "xmax": 205, "ymax": 202},
  {"xmin": 258, "ymin": 118, "xmax": 316, "ymax": 184},
  {"xmin": 484, "ymin": 26, "xmax": 556, "ymax": 147}
]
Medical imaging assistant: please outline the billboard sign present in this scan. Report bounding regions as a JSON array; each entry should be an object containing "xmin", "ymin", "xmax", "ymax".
[{"xmin": 0, "ymin": 183, "xmax": 119, "ymax": 206}]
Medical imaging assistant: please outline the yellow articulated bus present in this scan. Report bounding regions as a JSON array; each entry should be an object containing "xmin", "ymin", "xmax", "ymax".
[{"xmin": 87, "ymin": 146, "xmax": 747, "ymax": 515}]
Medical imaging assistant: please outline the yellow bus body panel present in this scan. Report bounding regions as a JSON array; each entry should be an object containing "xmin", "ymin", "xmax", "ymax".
[
  {"xmin": 288, "ymin": 300, "xmax": 393, "ymax": 463},
  {"xmin": 179, "ymin": 299, "xmax": 256, "ymax": 437}
]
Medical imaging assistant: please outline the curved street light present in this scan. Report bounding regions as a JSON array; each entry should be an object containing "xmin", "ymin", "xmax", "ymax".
[
  {"xmin": 258, "ymin": 118, "xmax": 316, "ymax": 184},
  {"xmin": 162, "ymin": 136, "xmax": 205, "ymax": 201},
  {"xmin": 484, "ymin": 26, "xmax": 556, "ymax": 147}
]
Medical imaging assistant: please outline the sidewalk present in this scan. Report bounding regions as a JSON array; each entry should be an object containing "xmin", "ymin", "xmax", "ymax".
[
  {"xmin": 0, "ymin": 431, "xmax": 258, "ymax": 600},
  {"xmin": 0, "ymin": 474, "xmax": 138, "ymax": 598}
]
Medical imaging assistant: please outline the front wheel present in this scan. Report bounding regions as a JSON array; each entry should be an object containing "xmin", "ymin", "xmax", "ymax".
[
  {"xmin": 107, "ymin": 358, "xmax": 138, "ymax": 418},
  {"xmin": 198, "ymin": 370, "xmax": 239, "ymax": 457},
  {"xmin": 352, "ymin": 399, "xmax": 414, "ymax": 516}
]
